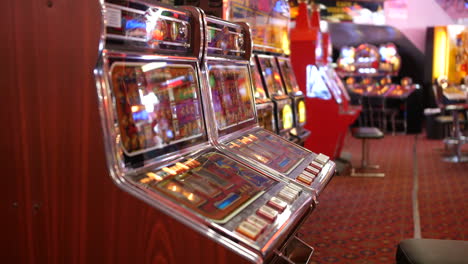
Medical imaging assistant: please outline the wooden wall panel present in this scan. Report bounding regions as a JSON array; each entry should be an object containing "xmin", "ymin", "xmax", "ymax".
[{"xmin": 0, "ymin": 0, "xmax": 250, "ymax": 263}]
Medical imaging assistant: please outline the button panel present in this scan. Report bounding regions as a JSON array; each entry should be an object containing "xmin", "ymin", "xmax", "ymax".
[
  {"xmin": 257, "ymin": 205, "xmax": 278, "ymax": 222},
  {"xmin": 236, "ymin": 221, "xmax": 262, "ymax": 240},
  {"xmin": 310, "ymin": 160, "xmax": 323, "ymax": 170},
  {"xmin": 278, "ymin": 188, "xmax": 297, "ymax": 203},
  {"xmin": 305, "ymin": 166, "xmax": 320, "ymax": 175},
  {"xmin": 315, "ymin": 153, "xmax": 329, "ymax": 165},
  {"xmin": 301, "ymin": 170, "xmax": 316, "ymax": 179},
  {"xmin": 267, "ymin": 197, "xmax": 288, "ymax": 212},
  {"xmin": 246, "ymin": 214, "xmax": 269, "ymax": 232}
]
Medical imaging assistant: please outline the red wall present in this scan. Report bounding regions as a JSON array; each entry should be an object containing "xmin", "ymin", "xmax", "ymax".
[{"xmin": 0, "ymin": 1, "xmax": 248, "ymax": 263}]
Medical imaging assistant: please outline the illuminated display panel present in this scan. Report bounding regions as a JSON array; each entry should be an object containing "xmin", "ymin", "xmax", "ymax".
[
  {"xmin": 277, "ymin": 58, "xmax": 301, "ymax": 94},
  {"xmin": 306, "ymin": 65, "xmax": 331, "ymax": 100},
  {"xmin": 331, "ymin": 69, "xmax": 351, "ymax": 101},
  {"xmin": 251, "ymin": 60, "xmax": 269, "ymax": 101},
  {"xmin": 257, "ymin": 56, "xmax": 286, "ymax": 98},
  {"xmin": 297, "ymin": 100, "xmax": 306, "ymax": 125},
  {"xmin": 354, "ymin": 44, "xmax": 380, "ymax": 75},
  {"xmin": 225, "ymin": 0, "xmax": 290, "ymax": 54},
  {"xmin": 110, "ymin": 60, "xmax": 205, "ymax": 160},
  {"xmin": 136, "ymin": 151, "xmax": 276, "ymax": 223},
  {"xmin": 378, "ymin": 43, "xmax": 401, "ymax": 75},
  {"xmin": 208, "ymin": 63, "xmax": 255, "ymax": 132},
  {"xmin": 321, "ymin": 68, "xmax": 343, "ymax": 104},
  {"xmin": 257, "ymin": 105, "xmax": 275, "ymax": 132},
  {"xmin": 227, "ymin": 131, "xmax": 308, "ymax": 174},
  {"xmin": 279, "ymin": 103, "xmax": 294, "ymax": 130}
]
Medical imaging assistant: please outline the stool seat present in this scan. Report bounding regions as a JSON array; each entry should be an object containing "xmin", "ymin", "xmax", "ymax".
[
  {"xmin": 396, "ymin": 239, "xmax": 468, "ymax": 264},
  {"xmin": 352, "ymin": 127, "xmax": 384, "ymax": 139},
  {"xmin": 350, "ymin": 127, "xmax": 385, "ymax": 177}
]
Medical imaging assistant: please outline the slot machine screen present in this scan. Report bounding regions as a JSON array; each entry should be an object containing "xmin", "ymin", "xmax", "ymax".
[
  {"xmin": 257, "ymin": 56, "xmax": 286, "ymax": 98},
  {"xmin": 207, "ymin": 63, "xmax": 256, "ymax": 133},
  {"xmin": 252, "ymin": 60, "xmax": 269, "ymax": 101},
  {"xmin": 109, "ymin": 59, "xmax": 207, "ymax": 165},
  {"xmin": 277, "ymin": 58, "xmax": 301, "ymax": 94}
]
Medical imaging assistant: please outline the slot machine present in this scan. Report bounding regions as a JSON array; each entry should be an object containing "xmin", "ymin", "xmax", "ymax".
[
  {"xmin": 176, "ymin": 0, "xmax": 310, "ymax": 144},
  {"xmin": 200, "ymin": 16, "xmax": 335, "ymax": 197},
  {"xmin": 255, "ymin": 54, "xmax": 296, "ymax": 142},
  {"xmin": 251, "ymin": 59, "xmax": 277, "ymax": 133},
  {"xmin": 276, "ymin": 56, "xmax": 311, "ymax": 145},
  {"xmin": 96, "ymin": 1, "xmax": 324, "ymax": 263},
  {"xmin": 290, "ymin": 4, "xmax": 360, "ymax": 159}
]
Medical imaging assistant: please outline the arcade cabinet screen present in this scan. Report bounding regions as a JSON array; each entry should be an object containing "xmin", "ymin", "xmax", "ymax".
[
  {"xmin": 258, "ymin": 57, "xmax": 286, "ymax": 97},
  {"xmin": 306, "ymin": 65, "xmax": 331, "ymax": 100},
  {"xmin": 110, "ymin": 60, "xmax": 205, "ymax": 160},
  {"xmin": 208, "ymin": 63, "xmax": 255, "ymax": 132},
  {"xmin": 278, "ymin": 59, "xmax": 301, "ymax": 94},
  {"xmin": 321, "ymin": 68, "xmax": 343, "ymax": 104}
]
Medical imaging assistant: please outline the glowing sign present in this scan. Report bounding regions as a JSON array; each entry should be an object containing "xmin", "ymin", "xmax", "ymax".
[
  {"xmin": 298, "ymin": 100, "xmax": 306, "ymax": 124},
  {"xmin": 282, "ymin": 104, "xmax": 294, "ymax": 130}
]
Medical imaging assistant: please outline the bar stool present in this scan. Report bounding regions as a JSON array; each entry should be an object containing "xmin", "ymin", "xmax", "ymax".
[
  {"xmin": 396, "ymin": 239, "xmax": 468, "ymax": 264},
  {"xmin": 350, "ymin": 127, "xmax": 385, "ymax": 177},
  {"xmin": 442, "ymin": 104, "xmax": 468, "ymax": 163}
]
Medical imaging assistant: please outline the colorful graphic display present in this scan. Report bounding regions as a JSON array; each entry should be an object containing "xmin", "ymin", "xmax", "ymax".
[
  {"xmin": 257, "ymin": 105, "xmax": 276, "ymax": 132},
  {"xmin": 224, "ymin": 0, "xmax": 291, "ymax": 54},
  {"xmin": 306, "ymin": 65, "xmax": 332, "ymax": 100},
  {"xmin": 379, "ymin": 43, "xmax": 401, "ymax": 74},
  {"xmin": 110, "ymin": 61, "xmax": 204, "ymax": 155},
  {"xmin": 251, "ymin": 60, "xmax": 269, "ymax": 102},
  {"xmin": 432, "ymin": 25, "xmax": 468, "ymax": 84},
  {"xmin": 208, "ymin": 64, "xmax": 255, "ymax": 131},
  {"xmin": 137, "ymin": 152, "xmax": 276, "ymax": 222},
  {"xmin": 257, "ymin": 57, "xmax": 286, "ymax": 98},
  {"xmin": 321, "ymin": 68, "xmax": 343, "ymax": 104},
  {"xmin": 354, "ymin": 44, "xmax": 380, "ymax": 74},
  {"xmin": 277, "ymin": 58, "xmax": 301, "ymax": 94},
  {"xmin": 298, "ymin": 100, "xmax": 306, "ymax": 124},
  {"xmin": 227, "ymin": 130, "xmax": 308, "ymax": 174},
  {"xmin": 281, "ymin": 104, "xmax": 294, "ymax": 130}
]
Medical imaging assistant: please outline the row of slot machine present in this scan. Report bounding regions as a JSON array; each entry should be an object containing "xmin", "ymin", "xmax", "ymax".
[
  {"xmin": 96, "ymin": 0, "xmax": 334, "ymax": 262},
  {"xmin": 337, "ymin": 43, "xmax": 418, "ymax": 100},
  {"xmin": 177, "ymin": 0, "xmax": 311, "ymax": 145}
]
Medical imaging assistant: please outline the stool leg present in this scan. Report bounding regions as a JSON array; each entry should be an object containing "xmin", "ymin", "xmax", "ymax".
[{"xmin": 351, "ymin": 138, "xmax": 385, "ymax": 177}]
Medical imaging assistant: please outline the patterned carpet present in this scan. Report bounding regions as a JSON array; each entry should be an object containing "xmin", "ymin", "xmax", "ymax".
[{"xmin": 298, "ymin": 132, "xmax": 468, "ymax": 264}]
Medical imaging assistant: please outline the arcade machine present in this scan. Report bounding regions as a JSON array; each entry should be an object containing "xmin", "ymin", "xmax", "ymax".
[
  {"xmin": 251, "ymin": 59, "xmax": 277, "ymax": 133},
  {"xmin": 290, "ymin": 3, "xmax": 360, "ymax": 159},
  {"xmin": 276, "ymin": 56, "xmax": 311, "ymax": 143},
  {"xmin": 255, "ymin": 54, "xmax": 296, "ymax": 142},
  {"xmin": 200, "ymin": 15, "xmax": 335, "ymax": 195},
  {"xmin": 338, "ymin": 43, "xmax": 420, "ymax": 132},
  {"xmin": 95, "ymin": 1, "xmax": 330, "ymax": 262}
]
